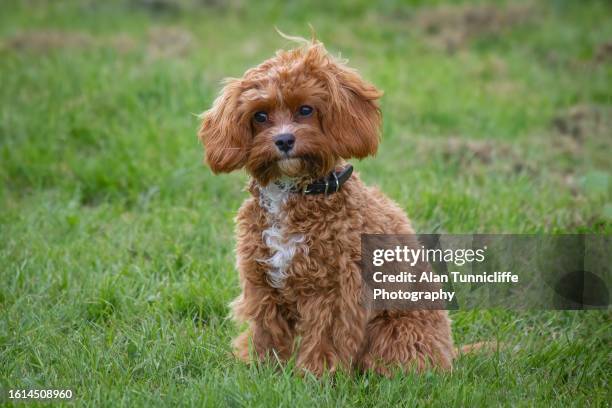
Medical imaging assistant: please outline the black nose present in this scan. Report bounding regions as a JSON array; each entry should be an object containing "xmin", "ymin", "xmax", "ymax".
[{"xmin": 274, "ymin": 133, "xmax": 295, "ymax": 153}]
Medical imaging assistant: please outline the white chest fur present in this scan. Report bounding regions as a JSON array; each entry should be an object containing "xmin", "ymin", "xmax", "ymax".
[{"xmin": 258, "ymin": 181, "xmax": 306, "ymax": 289}]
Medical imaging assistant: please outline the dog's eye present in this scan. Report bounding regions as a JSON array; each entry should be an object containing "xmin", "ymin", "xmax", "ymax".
[
  {"xmin": 253, "ymin": 111, "xmax": 268, "ymax": 123},
  {"xmin": 298, "ymin": 105, "xmax": 314, "ymax": 117}
]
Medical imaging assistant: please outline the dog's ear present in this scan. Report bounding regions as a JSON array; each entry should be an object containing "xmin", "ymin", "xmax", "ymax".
[
  {"xmin": 323, "ymin": 60, "xmax": 383, "ymax": 159},
  {"xmin": 198, "ymin": 79, "xmax": 250, "ymax": 173}
]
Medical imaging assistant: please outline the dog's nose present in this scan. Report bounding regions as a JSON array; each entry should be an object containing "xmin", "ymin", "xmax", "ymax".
[{"xmin": 274, "ymin": 133, "xmax": 295, "ymax": 153}]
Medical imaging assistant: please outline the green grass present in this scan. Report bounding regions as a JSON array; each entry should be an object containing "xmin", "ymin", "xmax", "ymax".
[{"xmin": 1, "ymin": 0, "xmax": 611, "ymax": 406}]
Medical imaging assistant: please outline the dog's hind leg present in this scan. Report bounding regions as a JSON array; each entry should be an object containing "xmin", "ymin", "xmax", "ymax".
[{"xmin": 358, "ymin": 310, "xmax": 454, "ymax": 376}]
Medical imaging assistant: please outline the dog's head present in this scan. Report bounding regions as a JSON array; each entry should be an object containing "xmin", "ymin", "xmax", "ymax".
[{"xmin": 198, "ymin": 37, "xmax": 382, "ymax": 185}]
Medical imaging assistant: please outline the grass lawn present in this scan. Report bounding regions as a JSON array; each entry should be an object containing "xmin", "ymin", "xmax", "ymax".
[{"xmin": 1, "ymin": 0, "xmax": 611, "ymax": 406}]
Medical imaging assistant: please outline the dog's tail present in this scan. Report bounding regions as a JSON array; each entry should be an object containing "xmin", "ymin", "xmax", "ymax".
[{"xmin": 455, "ymin": 341, "xmax": 502, "ymax": 356}]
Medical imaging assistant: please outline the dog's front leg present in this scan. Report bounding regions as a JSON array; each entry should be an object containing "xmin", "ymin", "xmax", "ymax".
[
  {"xmin": 295, "ymin": 286, "xmax": 366, "ymax": 376},
  {"xmin": 231, "ymin": 282, "xmax": 294, "ymax": 363}
]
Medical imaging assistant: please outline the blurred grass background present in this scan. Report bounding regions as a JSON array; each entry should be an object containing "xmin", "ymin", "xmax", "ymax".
[{"xmin": 0, "ymin": 0, "xmax": 611, "ymax": 406}]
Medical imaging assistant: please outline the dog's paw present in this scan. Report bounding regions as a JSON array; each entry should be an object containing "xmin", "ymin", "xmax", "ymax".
[
  {"xmin": 296, "ymin": 352, "xmax": 340, "ymax": 377},
  {"xmin": 359, "ymin": 354, "xmax": 395, "ymax": 377},
  {"xmin": 231, "ymin": 331, "xmax": 252, "ymax": 362}
]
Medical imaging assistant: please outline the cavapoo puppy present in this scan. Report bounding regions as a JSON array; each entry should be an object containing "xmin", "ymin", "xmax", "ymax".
[{"xmin": 198, "ymin": 36, "xmax": 454, "ymax": 376}]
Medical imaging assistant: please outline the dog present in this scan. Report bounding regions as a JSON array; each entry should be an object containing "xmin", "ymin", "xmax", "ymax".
[{"xmin": 198, "ymin": 36, "xmax": 455, "ymax": 376}]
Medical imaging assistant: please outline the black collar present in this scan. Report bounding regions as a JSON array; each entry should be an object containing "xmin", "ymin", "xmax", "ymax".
[{"xmin": 295, "ymin": 164, "xmax": 353, "ymax": 195}]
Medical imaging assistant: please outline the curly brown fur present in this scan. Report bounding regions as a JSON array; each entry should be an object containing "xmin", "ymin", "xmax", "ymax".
[{"xmin": 198, "ymin": 37, "xmax": 455, "ymax": 376}]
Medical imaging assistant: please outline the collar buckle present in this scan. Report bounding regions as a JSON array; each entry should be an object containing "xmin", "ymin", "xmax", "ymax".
[{"xmin": 300, "ymin": 164, "xmax": 353, "ymax": 196}]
